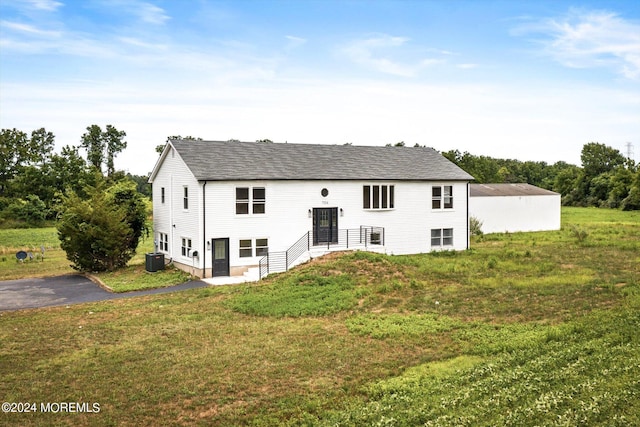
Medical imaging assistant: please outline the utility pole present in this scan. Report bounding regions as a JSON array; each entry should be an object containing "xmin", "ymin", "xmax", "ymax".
[{"xmin": 625, "ymin": 142, "xmax": 634, "ymax": 160}]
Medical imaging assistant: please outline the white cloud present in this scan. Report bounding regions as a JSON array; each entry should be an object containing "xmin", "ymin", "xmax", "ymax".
[
  {"xmin": 136, "ymin": 2, "xmax": 170, "ymax": 25},
  {"xmin": 0, "ymin": 20, "xmax": 61, "ymax": 37},
  {"xmin": 515, "ymin": 9, "xmax": 640, "ymax": 79},
  {"xmin": 341, "ymin": 34, "xmax": 444, "ymax": 77},
  {"xmin": 18, "ymin": 0, "xmax": 63, "ymax": 11},
  {"xmin": 285, "ymin": 35, "xmax": 307, "ymax": 50}
]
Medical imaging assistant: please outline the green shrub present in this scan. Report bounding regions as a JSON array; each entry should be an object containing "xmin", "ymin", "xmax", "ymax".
[
  {"xmin": 57, "ymin": 178, "xmax": 147, "ymax": 272},
  {"xmin": 469, "ymin": 216, "xmax": 484, "ymax": 236}
]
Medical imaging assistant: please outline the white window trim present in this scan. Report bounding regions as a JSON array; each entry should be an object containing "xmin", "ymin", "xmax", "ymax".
[
  {"xmin": 431, "ymin": 228, "xmax": 454, "ymax": 248},
  {"xmin": 238, "ymin": 238, "xmax": 269, "ymax": 258},
  {"xmin": 181, "ymin": 237, "xmax": 192, "ymax": 258},
  {"xmin": 158, "ymin": 232, "xmax": 169, "ymax": 252},
  {"xmin": 183, "ymin": 186, "xmax": 189, "ymax": 211},
  {"xmin": 255, "ymin": 238, "xmax": 269, "ymax": 257},
  {"xmin": 363, "ymin": 184, "xmax": 395, "ymax": 211},
  {"xmin": 236, "ymin": 186, "xmax": 266, "ymax": 216},
  {"xmin": 432, "ymin": 185, "xmax": 454, "ymax": 210},
  {"xmin": 239, "ymin": 239, "xmax": 253, "ymax": 258}
]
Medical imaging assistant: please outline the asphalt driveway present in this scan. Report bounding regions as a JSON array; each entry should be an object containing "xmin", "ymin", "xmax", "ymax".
[{"xmin": 0, "ymin": 274, "xmax": 209, "ymax": 311}]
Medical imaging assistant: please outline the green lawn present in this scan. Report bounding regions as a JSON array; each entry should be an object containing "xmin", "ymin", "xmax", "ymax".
[
  {"xmin": 0, "ymin": 227, "xmax": 192, "ymax": 290},
  {"xmin": 0, "ymin": 207, "xmax": 638, "ymax": 426}
]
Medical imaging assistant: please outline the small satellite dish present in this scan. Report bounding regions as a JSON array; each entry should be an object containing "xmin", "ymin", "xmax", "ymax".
[{"xmin": 16, "ymin": 251, "xmax": 27, "ymax": 261}]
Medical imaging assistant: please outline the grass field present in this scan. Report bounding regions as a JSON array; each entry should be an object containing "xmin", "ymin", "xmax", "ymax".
[
  {"xmin": 0, "ymin": 207, "xmax": 638, "ymax": 426},
  {"xmin": 0, "ymin": 227, "xmax": 191, "ymax": 290}
]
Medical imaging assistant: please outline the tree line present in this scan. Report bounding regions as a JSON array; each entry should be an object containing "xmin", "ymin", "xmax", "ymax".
[
  {"xmin": 441, "ymin": 142, "xmax": 639, "ymax": 210},
  {"xmin": 0, "ymin": 126, "xmax": 150, "ymax": 227}
]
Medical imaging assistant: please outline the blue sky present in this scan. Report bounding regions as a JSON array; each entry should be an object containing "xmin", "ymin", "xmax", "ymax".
[{"xmin": 1, "ymin": 0, "xmax": 639, "ymax": 174}]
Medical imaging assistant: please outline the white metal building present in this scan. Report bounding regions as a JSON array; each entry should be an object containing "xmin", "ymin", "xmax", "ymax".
[{"xmin": 469, "ymin": 183, "xmax": 561, "ymax": 234}]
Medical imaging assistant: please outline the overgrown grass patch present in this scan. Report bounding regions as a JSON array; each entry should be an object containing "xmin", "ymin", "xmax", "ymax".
[
  {"xmin": 314, "ymin": 308, "xmax": 640, "ymax": 427},
  {"xmin": 226, "ymin": 270, "xmax": 358, "ymax": 317},
  {"xmin": 95, "ymin": 264, "xmax": 192, "ymax": 292}
]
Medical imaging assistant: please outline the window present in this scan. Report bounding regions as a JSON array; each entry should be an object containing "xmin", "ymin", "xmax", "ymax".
[
  {"xmin": 363, "ymin": 185, "xmax": 394, "ymax": 210},
  {"xmin": 183, "ymin": 186, "xmax": 189, "ymax": 210},
  {"xmin": 236, "ymin": 187, "xmax": 265, "ymax": 214},
  {"xmin": 181, "ymin": 237, "xmax": 192, "ymax": 257},
  {"xmin": 432, "ymin": 185, "xmax": 453, "ymax": 209},
  {"xmin": 161, "ymin": 187, "xmax": 165, "ymax": 204},
  {"xmin": 239, "ymin": 239, "xmax": 252, "ymax": 258},
  {"xmin": 431, "ymin": 228, "xmax": 454, "ymax": 247},
  {"xmin": 256, "ymin": 238, "xmax": 269, "ymax": 256},
  {"xmin": 253, "ymin": 188, "xmax": 265, "ymax": 214},
  {"xmin": 159, "ymin": 233, "xmax": 168, "ymax": 252},
  {"xmin": 236, "ymin": 188, "xmax": 249, "ymax": 214},
  {"xmin": 363, "ymin": 186, "xmax": 370, "ymax": 209}
]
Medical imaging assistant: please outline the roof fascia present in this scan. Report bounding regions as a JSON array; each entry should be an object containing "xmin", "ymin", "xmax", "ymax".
[{"xmin": 148, "ymin": 141, "xmax": 174, "ymax": 183}]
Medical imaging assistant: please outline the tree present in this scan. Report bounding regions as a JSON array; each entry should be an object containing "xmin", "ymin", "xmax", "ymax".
[
  {"xmin": 104, "ymin": 125, "xmax": 127, "ymax": 176},
  {"xmin": 80, "ymin": 124, "xmax": 127, "ymax": 175},
  {"xmin": 57, "ymin": 176, "xmax": 148, "ymax": 271},
  {"xmin": 2, "ymin": 195, "xmax": 49, "ymax": 226},
  {"xmin": 0, "ymin": 127, "xmax": 54, "ymax": 197},
  {"xmin": 580, "ymin": 142, "xmax": 626, "ymax": 178},
  {"xmin": 81, "ymin": 125, "xmax": 105, "ymax": 170},
  {"xmin": 621, "ymin": 169, "xmax": 640, "ymax": 211}
]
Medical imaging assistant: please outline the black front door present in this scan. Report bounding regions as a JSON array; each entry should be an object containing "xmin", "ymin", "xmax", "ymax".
[
  {"xmin": 313, "ymin": 208, "xmax": 338, "ymax": 245},
  {"xmin": 211, "ymin": 238, "xmax": 230, "ymax": 277}
]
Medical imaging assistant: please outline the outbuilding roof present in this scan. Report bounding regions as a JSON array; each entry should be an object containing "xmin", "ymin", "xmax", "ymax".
[
  {"xmin": 470, "ymin": 183, "xmax": 559, "ymax": 197},
  {"xmin": 154, "ymin": 139, "xmax": 474, "ymax": 182}
]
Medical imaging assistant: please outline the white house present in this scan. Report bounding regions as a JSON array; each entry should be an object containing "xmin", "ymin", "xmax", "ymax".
[
  {"xmin": 148, "ymin": 139, "xmax": 474, "ymax": 279},
  {"xmin": 469, "ymin": 183, "xmax": 561, "ymax": 234}
]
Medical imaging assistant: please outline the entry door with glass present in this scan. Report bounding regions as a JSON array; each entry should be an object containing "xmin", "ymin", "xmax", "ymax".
[
  {"xmin": 211, "ymin": 238, "xmax": 230, "ymax": 277},
  {"xmin": 313, "ymin": 208, "xmax": 338, "ymax": 245}
]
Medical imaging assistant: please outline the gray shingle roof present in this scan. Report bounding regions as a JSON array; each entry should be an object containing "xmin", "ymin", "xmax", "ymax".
[
  {"xmin": 166, "ymin": 139, "xmax": 474, "ymax": 181},
  {"xmin": 470, "ymin": 183, "xmax": 560, "ymax": 197}
]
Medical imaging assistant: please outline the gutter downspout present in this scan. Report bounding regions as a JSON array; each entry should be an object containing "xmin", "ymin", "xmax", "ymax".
[
  {"xmin": 466, "ymin": 182, "xmax": 470, "ymax": 250},
  {"xmin": 202, "ymin": 181, "xmax": 207, "ymax": 278}
]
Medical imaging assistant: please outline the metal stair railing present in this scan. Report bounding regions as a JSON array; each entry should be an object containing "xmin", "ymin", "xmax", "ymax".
[{"xmin": 258, "ymin": 227, "xmax": 384, "ymax": 279}]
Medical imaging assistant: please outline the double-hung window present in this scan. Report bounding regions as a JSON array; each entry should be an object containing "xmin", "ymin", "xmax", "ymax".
[
  {"xmin": 432, "ymin": 185, "xmax": 453, "ymax": 209},
  {"xmin": 363, "ymin": 185, "xmax": 394, "ymax": 210},
  {"xmin": 181, "ymin": 237, "xmax": 192, "ymax": 257},
  {"xmin": 239, "ymin": 238, "xmax": 269, "ymax": 257},
  {"xmin": 236, "ymin": 187, "xmax": 266, "ymax": 214},
  {"xmin": 161, "ymin": 187, "xmax": 165, "ymax": 204},
  {"xmin": 255, "ymin": 238, "xmax": 269, "ymax": 256},
  {"xmin": 253, "ymin": 188, "xmax": 265, "ymax": 214},
  {"xmin": 239, "ymin": 239, "xmax": 252, "ymax": 257},
  {"xmin": 159, "ymin": 233, "xmax": 168, "ymax": 252},
  {"xmin": 183, "ymin": 186, "xmax": 189, "ymax": 210},
  {"xmin": 431, "ymin": 228, "xmax": 453, "ymax": 248}
]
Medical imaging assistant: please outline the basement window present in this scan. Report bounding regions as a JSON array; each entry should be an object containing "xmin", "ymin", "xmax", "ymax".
[
  {"xmin": 431, "ymin": 228, "xmax": 453, "ymax": 248},
  {"xmin": 239, "ymin": 239, "xmax": 252, "ymax": 258}
]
